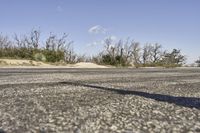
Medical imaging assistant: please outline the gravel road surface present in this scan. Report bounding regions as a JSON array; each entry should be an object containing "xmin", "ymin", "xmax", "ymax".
[{"xmin": 0, "ymin": 68, "xmax": 200, "ymax": 133}]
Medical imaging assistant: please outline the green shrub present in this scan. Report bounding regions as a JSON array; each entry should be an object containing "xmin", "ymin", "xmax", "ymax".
[
  {"xmin": 97, "ymin": 54, "xmax": 131, "ymax": 67},
  {"xmin": 102, "ymin": 54, "xmax": 113, "ymax": 65},
  {"xmin": 44, "ymin": 50, "xmax": 65, "ymax": 63},
  {"xmin": 163, "ymin": 64, "xmax": 181, "ymax": 68},
  {"xmin": 33, "ymin": 53, "xmax": 46, "ymax": 62}
]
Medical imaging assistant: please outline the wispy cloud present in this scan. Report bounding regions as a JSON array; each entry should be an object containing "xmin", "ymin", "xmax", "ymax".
[
  {"xmin": 86, "ymin": 40, "xmax": 104, "ymax": 47},
  {"xmin": 104, "ymin": 35, "xmax": 117, "ymax": 41},
  {"xmin": 88, "ymin": 25, "xmax": 107, "ymax": 34},
  {"xmin": 56, "ymin": 6, "xmax": 63, "ymax": 12},
  {"xmin": 87, "ymin": 35, "xmax": 117, "ymax": 47}
]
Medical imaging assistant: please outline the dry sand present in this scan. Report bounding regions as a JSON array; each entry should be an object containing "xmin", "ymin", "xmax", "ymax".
[
  {"xmin": 0, "ymin": 59, "xmax": 109, "ymax": 68},
  {"xmin": 74, "ymin": 62, "xmax": 108, "ymax": 68}
]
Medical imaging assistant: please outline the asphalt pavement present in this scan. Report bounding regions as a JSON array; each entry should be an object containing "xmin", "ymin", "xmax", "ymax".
[{"xmin": 0, "ymin": 68, "xmax": 200, "ymax": 133}]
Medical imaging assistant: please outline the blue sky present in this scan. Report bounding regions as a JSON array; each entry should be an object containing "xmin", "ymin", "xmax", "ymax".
[{"xmin": 0, "ymin": 0, "xmax": 200, "ymax": 63}]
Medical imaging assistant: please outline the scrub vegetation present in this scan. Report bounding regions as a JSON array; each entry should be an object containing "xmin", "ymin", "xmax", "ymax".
[{"xmin": 0, "ymin": 29, "xmax": 198, "ymax": 67}]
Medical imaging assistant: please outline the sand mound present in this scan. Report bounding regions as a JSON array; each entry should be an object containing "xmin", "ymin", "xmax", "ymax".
[
  {"xmin": 0, "ymin": 59, "xmax": 108, "ymax": 68},
  {"xmin": 74, "ymin": 62, "xmax": 108, "ymax": 68},
  {"xmin": 0, "ymin": 59, "xmax": 50, "ymax": 67}
]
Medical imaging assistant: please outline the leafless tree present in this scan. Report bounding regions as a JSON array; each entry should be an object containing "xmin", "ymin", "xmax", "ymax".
[
  {"xmin": 152, "ymin": 43, "xmax": 162, "ymax": 63},
  {"xmin": 142, "ymin": 44, "xmax": 153, "ymax": 64},
  {"xmin": 31, "ymin": 30, "xmax": 40, "ymax": 49},
  {"xmin": 14, "ymin": 34, "xmax": 22, "ymax": 48},
  {"xmin": 195, "ymin": 57, "xmax": 200, "ymax": 67},
  {"xmin": 0, "ymin": 34, "xmax": 12, "ymax": 57},
  {"xmin": 14, "ymin": 34, "xmax": 27, "ymax": 48},
  {"xmin": 121, "ymin": 38, "xmax": 133, "ymax": 64},
  {"xmin": 65, "ymin": 47, "xmax": 77, "ymax": 63},
  {"xmin": 14, "ymin": 30, "xmax": 40, "ymax": 50},
  {"xmin": 23, "ymin": 30, "xmax": 40, "ymax": 49},
  {"xmin": 0, "ymin": 34, "xmax": 11, "ymax": 49},
  {"xmin": 162, "ymin": 49, "xmax": 186, "ymax": 66},
  {"xmin": 45, "ymin": 33, "xmax": 56, "ymax": 50},
  {"xmin": 103, "ymin": 37, "xmax": 116, "ymax": 63},
  {"xmin": 45, "ymin": 33, "xmax": 73, "ymax": 52},
  {"xmin": 130, "ymin": 41, "xmax": 141, "ymax": 65},
  {"xmin": 104, "ymin": 37, "xmax": 115, "ymax": 56}
]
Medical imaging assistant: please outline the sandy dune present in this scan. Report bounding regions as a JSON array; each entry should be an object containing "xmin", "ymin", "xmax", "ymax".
[
  {"xmin": 74, "ymin": 62, "xmax": 108, "ymax": 68},
  {"xmin": 0, "ymin": 59, "xmax": 50, "ymax": 67},
  {"xmin": 0, "ymin": 59, "xmax": 108, "ymax": 68}
]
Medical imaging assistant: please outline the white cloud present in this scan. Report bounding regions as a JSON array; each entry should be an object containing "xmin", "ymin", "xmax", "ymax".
[
  {"xmin": 87, "ymin": 35, "xmax": 117, "ymax": 47},
  {"xmin": 104, "ymin": 35, "xmax": 117, "ymax": 41},
  {"xmin": 56, "ymin": 6, "xmax": 63, "ymax": 12},
  {"xmin": 86, "ymin": 40, "xmax": 104, "ymax": 47},
  {"xmin": 88, "ymin": 25, "xmax": 107, "ymax": 34}
]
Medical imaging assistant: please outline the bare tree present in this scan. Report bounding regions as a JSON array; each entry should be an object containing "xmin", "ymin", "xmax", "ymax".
[
  {"xmin": 45, "ymin": 33, "xmax": 56, "ymax": 50},
  {"xmin": 14, "ymin": 34, "xmax": 29, "ymax": 49},
  {"xmin": 13, "ymin": 30, "xmax": 41, "ymax": 50},
  {"xmin": 142, "ymin": 44, "xmax": 153, "ymax": 64},
  {"xmin": 0, "ymin": 34, "xmax": 11, "ymax": 49},
  {"xmin": 121, "ymin": 38, "xmax": 132, "ymax": 64},
  {"xmin": 31, "ymin": 30, "xmax": 40, "ymax": 49},
  {"xmin": 57, "ymin": 33, "xmax": 70, "ymax": 51},
  {"xmin": 115, "ymin": 39, "xmax": 122, "ymax": 56},
  {"xmin": 0, "ymin": 34, "xmax": 12, "ymax": 57},
  {"xmin": 130, "ymin": 41, "xmax": 141, "ymax": 65},
  {"xmin": 104, "ymin": 37, "xmax": 116, "ymax": 56},
  {"xmin": 65, "ymin": 47, "xmax": 77, "ymax": 63},
  {"xmin": 23, "ymin": 30, "xmax": 40, "ymax": 49},
  {"xmin": 46, "ymin": 33, "xmax": 73, "ymax": 52},
  {"xmin": 14, "ymin": 34, "xmax": 22, "ymax": 48},
  {"xmin": 45, "ymin": 32, "xmax": 75, "ymax": 62},
  {"xmin": 103, "ymin": 37, "xmax": 116, "ymax": 64},
  {"xmin": 195, "ymin": 57, "xmax": 200, "ymax": 67},
  {"xmin": 101, "ymin": 37, "xmax": 133, "ymax": 66},
  {"xmin": 152, "ymin": 43, "xmax": 162, "ymax": 63},
  {"xmin": 162, "ymin": 49, "xmax": 186, "ymax": 66}
]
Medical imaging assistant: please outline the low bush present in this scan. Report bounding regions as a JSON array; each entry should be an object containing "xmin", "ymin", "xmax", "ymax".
[{"xmin": 33, "ymin": 53, "xmax": 46, "ymax": 62}]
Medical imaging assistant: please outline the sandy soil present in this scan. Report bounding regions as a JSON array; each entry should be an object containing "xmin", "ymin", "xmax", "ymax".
[
  {"xmin": 0, "ymin": 59, "xmax": 109, "ymax": 68},
  {"xmin": 74, "ymin": 62, "xmax": 108, "ymax": 68}
]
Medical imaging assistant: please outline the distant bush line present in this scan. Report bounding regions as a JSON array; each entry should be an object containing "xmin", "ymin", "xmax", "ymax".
[
  {"xmin": 0, "ymin": 29, "xmax": 194, "ymax": 67},
  {"xmin": 0, "ymin": 30, "xmax": 77, "ymax": 63},
  {"xmin": 92, "ymin": 37, "xmax": 186, "ymax": 68}
]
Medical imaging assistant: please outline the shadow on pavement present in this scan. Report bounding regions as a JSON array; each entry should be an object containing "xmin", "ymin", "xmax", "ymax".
[{"xmin": 60, "ymin": 81, "xmax": 200, "ymax": 109}]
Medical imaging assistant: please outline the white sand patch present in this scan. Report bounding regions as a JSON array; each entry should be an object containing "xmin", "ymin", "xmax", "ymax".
[
  {"xmin": 0, "ymin": 59, "xmax": 109, "ymax": 68},
  {"xmin": 74, "ymin": 62, "xmax": 108, "ymax": 68},
  {"xmin": 0, "ymin": 59, "xmax": 50, "ymax": 66}
]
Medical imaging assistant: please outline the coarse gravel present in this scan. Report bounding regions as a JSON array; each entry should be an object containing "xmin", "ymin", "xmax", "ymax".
[{"xmin": 0, "ymin": 68, "xmax": 200, "ymax": 133}]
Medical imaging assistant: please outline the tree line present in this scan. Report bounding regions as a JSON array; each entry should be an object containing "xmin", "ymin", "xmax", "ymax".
[
  {"xmin": 0, "ymin": 30, "xmax": 77, "ymax": 63},
  {"xmin": 0, "ymin": 30, "xmax": 199, "ymax": 67},
  {"xmin": 92, "ymin": 37, "xmax": 186, "ymax": 67}
]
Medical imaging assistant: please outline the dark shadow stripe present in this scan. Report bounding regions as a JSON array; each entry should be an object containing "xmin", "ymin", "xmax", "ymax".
[
  {"xmin": 0, "ymin": 80, "xmax": 199, "ymax": 109},
  {"xmin": 60, "ymin": 81, "xmax": 200, "ymax": 109}
]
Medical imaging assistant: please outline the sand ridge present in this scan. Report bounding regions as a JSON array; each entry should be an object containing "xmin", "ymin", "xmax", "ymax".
[{"xmin": 0, "ymin": 59, "xmax": 109, "ymax": 68}]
